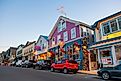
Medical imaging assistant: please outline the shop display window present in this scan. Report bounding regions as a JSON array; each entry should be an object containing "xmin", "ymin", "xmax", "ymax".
[{"xmin": 100, "ymin": 48, "xmax": 112, "ymax": 65}]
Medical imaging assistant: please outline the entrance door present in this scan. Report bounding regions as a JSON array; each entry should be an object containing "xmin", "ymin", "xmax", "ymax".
[{"xmin": 90, "ymin": 49, "xmax": 98, "ymax": 70}]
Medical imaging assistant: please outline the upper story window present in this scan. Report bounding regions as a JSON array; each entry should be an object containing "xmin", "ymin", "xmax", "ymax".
[
  {"xmin": 80, "ymin": 27, "xmax": 87, "ymax": 37},
  {"xmin": 52, "ymin": 37, "xmax": 55, "ymax": 46},
  {"xmin": 110, "ymin": 19, "xmax": 118, "ymax": 32},
  {"xmin": 99, "ymin": 28, "xmax": 102, "ymax": 40},
  {"xmin": 103, "ymin": 22, "xmax": 110, "ymax": 35},
  {"xmin": 40, "ymin": 40, "xmax": 42, "ymax": 45},
  {"xmin": 102, "ymin": 16, "xmax": 121, "ymax": 36},
  {"xmin": 58, "ymin": 19, "xmax": 66, "ymax": 32},
  {"xmin": 71, "ymin": 27, "xmax": 76, "ymax": 39},
  {"xmin": 63, "ymin": 31, "xmax": 68, "ymax": 41},
  {"xmin": 118, "ymin": 17, "xmax": 121, "ymax": 29},
  {"xmin": 81, "ymin": 28, "xmax": 83, "ymax": 37},
  {"xmin": 57, "ymin": 35, "xmax": 61, "ymax": 44}
]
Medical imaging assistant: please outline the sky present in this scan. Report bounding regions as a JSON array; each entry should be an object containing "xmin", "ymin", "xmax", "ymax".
[{"xmin": 0, "ymin": 0, "xmax": 121, "ymax": 53}]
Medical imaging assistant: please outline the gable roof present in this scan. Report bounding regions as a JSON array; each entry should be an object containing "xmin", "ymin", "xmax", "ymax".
[
  {"xmin": 36, "ymin": 35, "xmax": 48, "ymax": 44},
  {"xmin": 17, "ymin": 44, "xmax": 24, "ymax": 48},
  {"xmin": 92, "ymin": 11, "xmax": 121, "ymax": 29},
  {"xmin": 24, "ymin": 41, "xmax": 36, "ymax": 48},
  {"xmin": 49, "ymin": 16, "xmax": 90, "ymax": 39}
]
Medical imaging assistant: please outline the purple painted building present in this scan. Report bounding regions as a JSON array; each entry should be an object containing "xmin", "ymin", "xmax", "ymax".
[{"xmin": 48, "ymin": 16, "xmax": 94, "ymax": 70}]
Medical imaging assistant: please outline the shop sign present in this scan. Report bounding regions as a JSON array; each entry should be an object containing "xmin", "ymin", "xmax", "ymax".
[{"xmin": 101, "ymin": 57, "xmax": 112, "ymax": 65}]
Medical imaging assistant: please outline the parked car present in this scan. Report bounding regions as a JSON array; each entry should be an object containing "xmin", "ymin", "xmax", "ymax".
[
  {"xmin": 97, "ymin": 64, "xmax": 121, "ymax": 80},
  {"xmin": 16, "ymin": 60, "xmax": 22, "ymax": 67},
  {"xmin": 51, "ymin": 59, "xmax": 78, "ymax": 74},
  {"xmin": 22, "ymin": 60, "xmax": 35, "ymax": 68},
  {"xmin": 33, "ymin": 60, "xmax": 51, "ymax": 70},
  {"xmin": 10, "ymin": 61, "xmax": 16, "ymax": 66}
]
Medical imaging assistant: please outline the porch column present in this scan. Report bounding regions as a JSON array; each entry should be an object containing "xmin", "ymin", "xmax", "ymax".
[
  {"xmin": 97, "ymin": 49, "xmax": 101, "ymax": 63},
  {"xmin": 111, "ymin": 46, "xmax": 117, "ymax": 65}
]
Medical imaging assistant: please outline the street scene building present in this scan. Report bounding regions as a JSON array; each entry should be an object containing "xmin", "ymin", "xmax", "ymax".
[
  {"xmin": 48, "ymin": 16, "xmax": 94, "ymax": 70},
  {"xmin": 22, "ymin": 41, "xmax": 36, "ymax": 60},
  {"xmin": 89, "ymin": 11, "xmax": 121, "ymax": 70},
  {"xmin": 34, "ymin": 35, "xmax": 48, "ymax": 61},
  {"xmin": 16, "ymin": 44, "xmax": 24, "ymax": 60}
]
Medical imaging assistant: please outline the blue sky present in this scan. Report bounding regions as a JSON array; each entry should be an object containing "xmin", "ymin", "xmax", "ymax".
[{"xmin": 0, "ymin": 0, "xmax": 121, "ymax": 53}]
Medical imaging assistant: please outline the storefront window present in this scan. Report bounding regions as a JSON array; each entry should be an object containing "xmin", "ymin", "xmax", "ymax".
[
  {"xmin": 115, "ymin": 45, "xmax": 121, "ymax": 61},
  {"xmin": 100, "ymin": 48, "xmax": 112, "ymax": 65}
]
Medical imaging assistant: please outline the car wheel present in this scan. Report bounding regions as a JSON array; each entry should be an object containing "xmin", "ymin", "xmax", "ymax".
[
  {"xmin": 51, "ymin": 67, "xmax": 55, "ymax": 72},
  {"xmin": 73, "ymin": 70, "xmax": 77, "ymax": 74},
  {"xmin": 102, "ymin": 72, "xmax": 110, "ymax": 80},
  {"xmin": 39, "ymin": 66, "xmax": 42, "ymax": 70},
  {"xmin": 63, "ymin": 68, "xmax": 68, "ymax": 74},
  {"xmin": 26, "ymin": 65, "xmax": 28, "ymax": 68},
  {"xmin": 35, "ymin": 66, "xmax": 40, "ymax": 70}
]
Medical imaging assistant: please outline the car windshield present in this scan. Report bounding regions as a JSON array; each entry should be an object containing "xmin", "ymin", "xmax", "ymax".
[{"xmin": 68, "ymin": 60, "xmax": 77, "ymax": 64}]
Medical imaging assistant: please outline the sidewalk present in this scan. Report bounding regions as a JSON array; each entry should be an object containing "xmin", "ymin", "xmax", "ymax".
[{"xmin": 78, "ymin": 70, "xmax": 98, "ymax": 75}]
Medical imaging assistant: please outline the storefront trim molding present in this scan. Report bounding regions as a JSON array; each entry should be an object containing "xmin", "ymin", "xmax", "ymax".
[{"xmin": 89, "ymin": 41, "xmax": 121, "ymax": 49}]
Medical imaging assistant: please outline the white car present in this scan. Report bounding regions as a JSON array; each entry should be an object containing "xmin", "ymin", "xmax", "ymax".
[{"xmin": 16, "ymin": 60, "xmax": 22, "ymax": 67}]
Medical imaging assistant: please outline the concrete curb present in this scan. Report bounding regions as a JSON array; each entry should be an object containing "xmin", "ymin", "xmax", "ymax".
[{"xmin": 77, "ymin": 71, "xmax": 97, "ymax": 75}]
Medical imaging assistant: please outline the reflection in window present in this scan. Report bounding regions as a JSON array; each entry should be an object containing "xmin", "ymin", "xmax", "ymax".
[
  {"xmin": 103, "ymin": 22, "xmax": 110, "ymax": 35},
  {"xmin": 110, "ymin": 19, "xmax": 118, "ymax": 32},
  {"xmin": 118, "ymin": 17, "xmax": 121, "ymax": 30},
  {"xmin": 63, "ymin": 31, "xmax": 68, "ymax": 41},
  {"xmin": 71, "ymin": 27, "xmax": 76, "ymax": 39},
  {"xmin": 100, "ymin": 48, "xmax": 111, "ymax": 57}
]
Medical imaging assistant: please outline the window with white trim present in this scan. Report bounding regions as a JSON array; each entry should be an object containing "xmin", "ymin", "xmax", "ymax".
[
  {"xmin": 58, "ymin": 22, "xmax": 62, "ymax": 32},
  {"xmin": 118, "ymin": 17, "xmax": 121, "ymax": 30},
  {"xmin": 63, "ymin": 31, "xmax": 68, "ymax": 41},
  {"xmin": 52, "ymin": 37, "xmax": 55, "ymax": 46},
  {"xmin": 110, "ymin": 19, "xmax": 118, "ymax": 32},
  {"xmin": 58, "ymin": 19, "xmax": 66, "ymax": 32},
  {"xmin": 57, "ymin": 35, "xmax": 61, "ymax": 43},
  {"xmin": 103, "ymin": 22, "xmax": 110, "ymax": 35},
  {"xmin": 71, "ymin": 27, "xmax": 76, "ymax": 39}
]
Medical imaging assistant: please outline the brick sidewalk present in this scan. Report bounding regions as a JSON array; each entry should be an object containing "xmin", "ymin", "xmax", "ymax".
[{"xmin": 78, "ymin": 70, "xmax": 98, "ymax": 75}]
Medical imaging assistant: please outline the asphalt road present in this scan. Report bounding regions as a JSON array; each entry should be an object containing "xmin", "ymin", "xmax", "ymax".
[{"xmin": 0, "ymin": 66, "xmax": 120, "ymax": 81}]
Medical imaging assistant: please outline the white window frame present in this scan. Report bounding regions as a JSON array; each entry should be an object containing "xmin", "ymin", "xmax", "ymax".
[
  {"xmin": 71, "ymin": 27, "xmax": 76, "ymax": 39},
  {"xmin": 57, "ymin": 35, "xmax": 61, "ymax": 44},
  {"xmin": 110, "ymin": 19, "xmax": 118, "ymax": 32},
  {"xmin": 63, "ymin": 31, "xmax": 68, "ymax": 42},
  {"xmin": 102, "ymin": 22, "xmax": 111, "ymax": 36}
]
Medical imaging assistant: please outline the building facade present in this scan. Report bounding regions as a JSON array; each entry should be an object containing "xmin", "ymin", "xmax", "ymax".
[
  {"xmin": 8, "ymin": 47, "xmax": 17, "ymax": 62},
  {"xmin": 34, "ymin": 35, "xmax": 48, "ymax": 61},
  {"xmin": 90, "ymin": 11, "xmax": 121, "ymax": 70},
  {"xmin": 48, "ymin": 16, "xmax": 94, "ymax": 70},
  {"xmin": 23, "ymin": 41, "xmax": 36, "ymax": 60},
  {"xmin": 16, "ymin": 44, "xmax": 24, "ymax": 60}
]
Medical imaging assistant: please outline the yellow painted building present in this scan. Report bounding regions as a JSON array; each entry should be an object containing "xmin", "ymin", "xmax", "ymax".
[{"xmin": 89, "ymin": 11, "xmax": 121, "ymax": 70}]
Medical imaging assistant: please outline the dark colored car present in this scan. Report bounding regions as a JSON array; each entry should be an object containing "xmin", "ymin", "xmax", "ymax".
[
  {"xmin": 22, "ymin": 60, "xmax": 35, "ymax": 68},
  {"xmin": 97, "ymin": 64, "xmax": 121, "ymax": 80},
  {"xmin": 10, "ymin": 61, "xmax": 17, "ymax": 66},
  {"xmin": 33, "ymin": 60, "xmax": 52, "ymax": 70},
  {"xmin": 51, "ymin": 60, "xmax": 78, "ymax": 74}
]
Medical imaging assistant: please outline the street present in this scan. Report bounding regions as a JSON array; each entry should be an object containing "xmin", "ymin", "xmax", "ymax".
[{"xmin": 0, "ymin": 66, "xmax": 120, "ymax": 81}]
